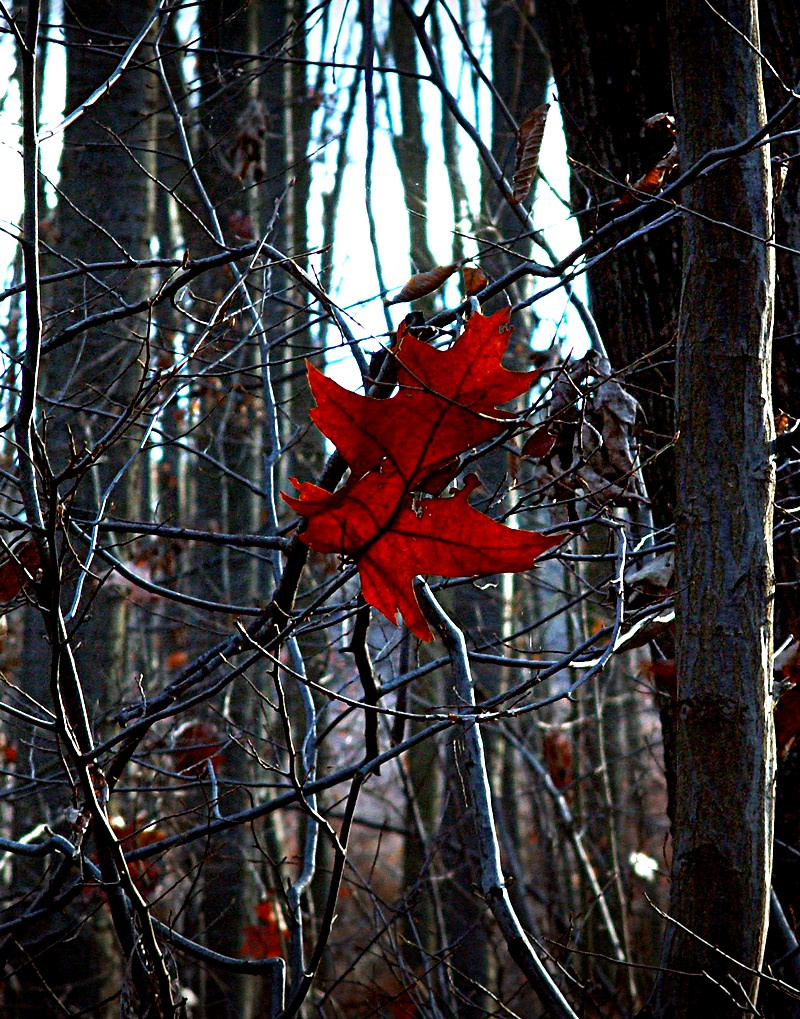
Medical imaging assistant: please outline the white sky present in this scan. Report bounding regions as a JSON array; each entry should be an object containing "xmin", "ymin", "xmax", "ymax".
[
  {"xmin": 305, "ymin": 6, "xmax": 588, "ymax": 388},
  {"xmin": 0, "ymin": 2, "xmax": 588, "ymax": 384}
]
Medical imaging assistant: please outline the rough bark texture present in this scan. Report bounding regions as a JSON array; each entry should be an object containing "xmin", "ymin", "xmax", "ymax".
[
  {"xmin": 648, "ymin": 2, "xmax": 775, "ymax": 1014},
  {"xmin": 186, "ymin": 6, "xmax": 262, "ymax": 1015},
  {"xmin": 14, "ymin": 3, "xmax": 156, "ymax": 1014},
  {"xmin": 538, "ymin": 1, "xmax": 679, "ymax": 528}
]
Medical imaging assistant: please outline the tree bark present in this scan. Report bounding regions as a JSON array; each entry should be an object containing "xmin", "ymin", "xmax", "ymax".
[
  {"xmin": 648, "ymin": 1, "xmax": 775, "ymax": 1014},
  {"xmin": 389, "ymin": 0, "xmax": 437, "ymax": 275},
  {"xmin": 15, "ymin": 3, "xmax": 157, "ymax": 1013},
  {"xmin": 538, "ymin": 1, "xmax": 679, "ymax": 529}
]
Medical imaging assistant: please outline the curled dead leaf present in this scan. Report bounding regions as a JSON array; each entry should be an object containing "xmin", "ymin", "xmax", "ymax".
[
  {"xmin": 543, "ymin": 728, "xmax": 573, "ymax": 791},
  {"xmin": 643, "ymin": 112, "xmax": 676, "ymax": 135},
  {"xmin": 625, "ymin": 551, "xmax": 674, "ymax": 594},
  {"xmin": 509, "ymin": 104, "xmax": 549, "ymax": 206},
  {"xmin": 612, "ymin": 143, "xmax": 678, "ymax": 211},
  {"xmin": 461, "ymin": 265, "xmax": 488, "ymax": 297},
  {"xmin": 386, "ymin": 264, "xmax": 458, "ymax": 305}
]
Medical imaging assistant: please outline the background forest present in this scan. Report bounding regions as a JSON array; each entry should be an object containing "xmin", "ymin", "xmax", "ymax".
[{"xmin": 0, "ymin": 1, "xmax": 796, "ymax": 1017}]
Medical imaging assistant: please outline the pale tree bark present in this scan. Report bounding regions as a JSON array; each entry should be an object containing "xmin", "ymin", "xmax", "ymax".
[
  {"xmin": 648, "ymin": 1, "xmax": 775, "ymax": 1014},
  {"xmin": 759, "ymin": 10, "xmax": 800, "ymax": 1007}
]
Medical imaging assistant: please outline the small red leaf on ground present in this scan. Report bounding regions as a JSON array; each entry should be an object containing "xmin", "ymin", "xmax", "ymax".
[
  {"xmin": 0, "ymin": 735, "xmax": 16, "ymax": 764},
  {"xmin": 391, "ymin": 990, "xmax": 417, "ymax": 1019}
]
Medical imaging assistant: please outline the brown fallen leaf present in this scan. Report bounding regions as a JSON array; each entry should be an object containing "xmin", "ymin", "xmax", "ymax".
[
  {"xmin": 509, "ymin": 104, "xmax": 549, "ymax": 206},
  {"xmin": 386, "ymin": 264, "xmax": 458, "ymax": 305}
]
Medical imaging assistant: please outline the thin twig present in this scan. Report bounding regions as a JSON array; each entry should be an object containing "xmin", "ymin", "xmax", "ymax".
[{"xmin": 416, "ymin": 580, "xmax": 580, "ymax": 1019}]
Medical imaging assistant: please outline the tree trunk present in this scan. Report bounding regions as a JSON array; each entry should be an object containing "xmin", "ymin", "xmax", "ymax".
[
  {"xmin": 648, "ymin": 2, "xmax": 775, "ymax": 1014},
  {"xmin": 183, "ymin": 6, "xmax": 263, "ymax": 1015},
  {"xmin": 389, "ymin": 0, "xmax": 437, "ymax": 276},
  {"xmin": 538, "ymin": 1, "xmax": 679, "ymax": 529}
]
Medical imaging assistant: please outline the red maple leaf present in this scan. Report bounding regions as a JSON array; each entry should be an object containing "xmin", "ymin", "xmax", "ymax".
[
  {"xmin": 283, "ymin": 309, "xmax": 565, "ymax": 640},
  {"xmin": 306, "ymin": 308, "xmax": 532, "ymax": 488}
]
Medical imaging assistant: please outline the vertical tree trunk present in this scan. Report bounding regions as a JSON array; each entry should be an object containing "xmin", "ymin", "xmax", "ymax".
[
  {"xmin": 389, "ymin": 0, "xmax": 437, "ymax": 275},
  {"xmin": 182, "ymin": 6, "xmax": 263, "ymax": 1015},
  {"xmin": 16, "ymin": 3, "xmax": 156, "ymax": 1014},
  {"xmin": 45, "ymin": 0, "xmax": 157, "ymax": 703},
  {"xmin": 649, "ymin": 2, "xmax": 775, "ymax": 1014},
  {"xmin": 538, "ymin": 1, "xmax": 679, "ymax": 528},
  {"xmin": 480, "ymin": 0, "xmax": 549, "ymax": 296}
]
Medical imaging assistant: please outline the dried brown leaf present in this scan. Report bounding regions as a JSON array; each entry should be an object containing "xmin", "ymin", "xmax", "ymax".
[
  {"xmin": 521, "ymin": 426, "xmax": 557, "ymax": 460},
  {"xmin": 386, "ymin": 264, "xmax": 458, "ymax": 305},
  {"xmin": 509, "ymin": 104, "xmax": 549, "ymax": 206},
  {"xmin": 543, "ymin": 729, "xmax": 573, "ymax": 791},
  {"xmin": 0, "ymin": 539, "xmax": 39, "ymax": 604},
  {"xmin": 612, "ymin": 143, "xmax": 678, "ymax": 210},
  {"xmin": 625, "ymin": 551, "xmax": 674, "ymax": 593},
  {"xmin": 461, "ymin": 265, "xmax": 488, "ymax": 297}
]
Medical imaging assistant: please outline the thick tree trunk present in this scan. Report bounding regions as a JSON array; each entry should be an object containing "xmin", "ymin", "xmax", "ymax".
[
  {"xmin": 14, "ymin": 3, "xmax": 157, "ymax": 1014},
  {"xmin": 648, "ymin": 2, "xmax": 775, "ymax": 1014},
  {"xmin": 538, "ymin": 2, "xmax": 679, "ymax": 528},
  {"xmin": 44, "ymin": 0, "xmax": 157, "ymax": 703},
  {"xmin": 183, "ymin": 6, "xmax": 263, "ymax": 1016}
]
